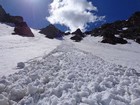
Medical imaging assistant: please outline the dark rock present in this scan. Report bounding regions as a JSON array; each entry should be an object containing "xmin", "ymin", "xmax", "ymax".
[
  {"xmin": 89, "ymin": 11, "xmax": 140, "ymax": 45},
  {"xmin": 101, "ymin": 29, "xmax": 116, "ymax": 44},
  {"xmin": 70, "ymin": 35, "xmax": 83, "ymax": 42},
  {"xmin": 0, "ymin": 5, "xmax": 34, "ymax": 37},
  {"xmin": 2, "ymin": 13, "xmax": 23, "ymax": 24},
  {"xmin": 120, "ymin": 27, "xmax": 140, "ymax": 39},
  {"xmin": 91, "ymin": 28, "xmax": 102, "ymax": 36},
  {"xmin": 101, "ymin": 28, "xmax": 127, "ymax": 44},
  {"xmin": 2, "ymin": 13, "xmax": 11, "ymax": 23},
  {"xmin": 0, "ymin": 5, "xmax": 6, "ymax": 22},
  {"xmin": 1, "ymin": 5, "xmax": 23, "ymax": 23},
  {"xmin": 101, "ymin": 28, "xmax": 116, "ymax": 38},
  {"xmin": 101, "ymin": 34, "xmax": 127, "ymax": 45},
  {"xmin": 120, "ymin": 28, "xmax": 135, "ymax": 39},
  {"xmin": 115, "ymin": 37, "xmax": 128, "ymax": 44},
  {"xmin": 70, "ymin": 28, "xmax": 84, "ymax": 42},
  {"xmin": 91, "ymin": 21, "xmax": 126, "ymax": 37},
  {"xmin": 101, "ymin": 38, "xmax": 116, "ymax": 45},
  {"xmin": 100, "ymin": 22, "xmax": 124, "ymax": 35},
  {"xmin": 101, "ymin": 23, "xmax": 112, "ymax": 29},
  {"xmin": 64, "ymin": 32, "xmax": 71, "ymax": 35},
  {"xmin": 101, "ymin": 37, "xmax": 127, "ymax": 45},
  {"xmin": 112, "ymin": 20, "xmax": 127, "ymax": 29},
  {"xmin": 136, "ymin": 37, "xmax": 140, "ymax": 44},
  {"xmin": 128, "ymin": 12, "xmax": 140, "ymax": 26},
  {"xmin": 13, "ymin": 22, "xmax": 34, "ymax": 37},
  {"xmin": 72, "ymin": 28, "xmax": 84, "ymax": 37},
  {"xmin": 15, "ymin": 21, "xmax": 28, "ymax": 27},
  {"xmin": 84, "ymin": 31, "xmax": 92, "ymax": 35},
  {"xmin": 40, "ymin": 24, "xmax": 63, "ymax": 39},
  {"xmin": 17, "ymin": 62, "xmax": 25, "ymax": 69},
  {"xmin": 91, "ymin": 11, "xmax": 140, "ymax": 37},
  {"xmin": 10, "ymin": 16, "xmax": 23, "ymax": 24}
]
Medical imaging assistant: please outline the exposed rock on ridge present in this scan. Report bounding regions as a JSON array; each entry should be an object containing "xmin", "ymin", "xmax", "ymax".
[
  {"xmin": 70, "ymin": 28, "xmax": 84, "ymax": 42},
  {"xmin": 39, "ymin": 24, "xmax": 63, "ymax": 39},
  {"xmin": 0, "ymin": 5, "xmax": 34, "ymax": 37},
  {"xmin": 90, "ymin": 11, "xmax": 140, "ymax": 44}
]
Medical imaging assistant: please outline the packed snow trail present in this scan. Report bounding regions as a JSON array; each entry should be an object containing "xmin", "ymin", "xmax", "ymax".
[{"xmin": 0, "ymin": 42, "xmax": 140, "ymax": 105}]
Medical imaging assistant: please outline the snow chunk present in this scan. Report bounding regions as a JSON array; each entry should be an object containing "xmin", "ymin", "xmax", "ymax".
[
  {"xmin": 0, "ymin": 94, "xmax": 9, "ymax": 105},
  {"xmin": 9, "ymin": 86, "xmax": 26, "ymax": 102},
  {"xmin": 122, "ymin": 27, "xmax": 128, "ymax": 30},
  {"xmin": 131, "ymin": 98, "xmax": 140, "ymax": 105},
  {"xmin": 110, "ymin": 99, "xmax": 127, "ymax": 105},
  {"xmin": 17, "ymin": 62, "xmax": 25, "ymax": 69},
  {"xmin": 0, "ymin": 84, "xmax": 5, "ymax": 93},
  {"xmin": 27, "ymin": 84, "xmax": 38, "ymax": 95},
  {"xmin": 102, "ymin": 92, "xmax": 113, "ymax": 105}
]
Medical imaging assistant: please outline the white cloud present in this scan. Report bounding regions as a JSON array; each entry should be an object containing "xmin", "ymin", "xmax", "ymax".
[{"xmin": 46, "ymin": 0, "xmax": 105, "ymax": 32}]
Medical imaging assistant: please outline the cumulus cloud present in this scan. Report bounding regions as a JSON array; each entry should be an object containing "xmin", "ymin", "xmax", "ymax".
[{"xmin": 46, "ymin": 0, "xmax": 105, "ymax": 31}]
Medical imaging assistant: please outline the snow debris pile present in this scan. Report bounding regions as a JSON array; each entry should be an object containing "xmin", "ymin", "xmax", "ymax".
[{"xmin": 0, "ymin": 43, "xmax": 140, "ymax": 105}]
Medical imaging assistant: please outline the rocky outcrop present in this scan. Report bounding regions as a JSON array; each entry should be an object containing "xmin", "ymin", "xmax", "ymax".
[
  {"xmin": 2, "ymin": 13, "xmax": 23, "ymax": 24},
  {"xmin": 39, "ymin": 24, "xmax": 63, "ymax": 39},
  {"xmin": 70, "ymin": 35, "xmax": 83, "ymax": 42},
  {"xmin": 84, "ymin": 31, "xmax": 92, "ymax": 35},
  {"xmin": 100, "ymin": 28, "xmax": 127, "ymax": 44},
  {"xmin": 0, "ymin": 5, "xmax": 6, "ymax": 22},
  {"xmin": 72, "ymin": 28, "xmax": 84, "ymax": 37},
  {"xmin": 0, "ymin": 5, "xmax": 34, "ymax": 37},
  {"xmin": 136, "ymin": 37, "xmax": 140, "ymax": 44},
  {"xmin": 10, "ymin": 16, "xmax": 23, "ymax": 24},
  {"xmin": 101, "ymin": 35, "xmax": 128, "ymax": 45},
  {"xmin": 12, "ymin": 22, "xmax": 34, "ymax": 37},
  {"xmin": 128, "ymin": 12, "xmax": 140, "ymax": 26},
  {"xmin": 70, "ymin": 28, "xmax": 84, "ymax": 42},
  {"xmin": 64, "ymin": 32, "xmax": 71, "ymax": 36},
  {"xmin": 91, "ymin": 11, "xmax": 140, "ymax": 44}
]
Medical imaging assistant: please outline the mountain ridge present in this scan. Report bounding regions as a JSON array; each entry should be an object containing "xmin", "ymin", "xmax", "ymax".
[{"xmin": 0, "ymin": 5, "xmax": 34, "ymax": 37}]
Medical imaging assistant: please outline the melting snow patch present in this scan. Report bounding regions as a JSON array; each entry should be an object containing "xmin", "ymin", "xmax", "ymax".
[{"xmin": 122, "ymin": 27, "xmax": 128, "ymax": 30}]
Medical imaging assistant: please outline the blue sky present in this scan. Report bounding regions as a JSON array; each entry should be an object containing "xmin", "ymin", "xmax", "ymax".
[{"xmin": 0, "ymin": 0, "xmax": 140, "ymax": 31}]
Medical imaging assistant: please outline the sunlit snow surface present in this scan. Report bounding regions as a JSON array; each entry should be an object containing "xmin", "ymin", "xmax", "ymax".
[
  {"xmin": 66, "ymin": 36, "xmax": 140, "ymax": 72},
  {"xmin": 0, "ymin": 23, "xmax": 140, "ymax": 105},
  {"xmin": 0, "ymin": 23, "xmax": 61, "ymax": 76}
]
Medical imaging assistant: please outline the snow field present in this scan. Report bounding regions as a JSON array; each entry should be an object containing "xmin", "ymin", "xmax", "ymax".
[
  {"xmin": 68, "ymin": 35, "xmax": 140, "ymax": 72},
  {"xmin": 0, "ymin": 43, "xmax": 140, "ymax": 105},
  {"xmin": 1, "ymin": 23, "xmax": 140, "ymax": 105},
  {"xmin": 0, "ymin": 23, "xmax": 61, "ymax": 76}
]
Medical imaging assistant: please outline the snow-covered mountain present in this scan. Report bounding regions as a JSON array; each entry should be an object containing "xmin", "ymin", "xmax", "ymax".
[{"xmin": 0, "ymin": 23, "xmax": 140, "ymax": 105}]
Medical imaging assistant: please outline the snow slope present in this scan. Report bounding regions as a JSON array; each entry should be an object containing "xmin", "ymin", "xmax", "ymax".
[
  {"xmin": 64, "ymin": 36, "xmax": 140, "ymax": 72},
  {"xmin": 0, "ymin": 42, "xmax": 140, "ymax": 105},
  {"xmin": 0, "ymin": 23, "xmax": 61, "ymax": 77},
  {"xmin": 0, "ymin": 23, "xmax": 140, "ymax": 105}
]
